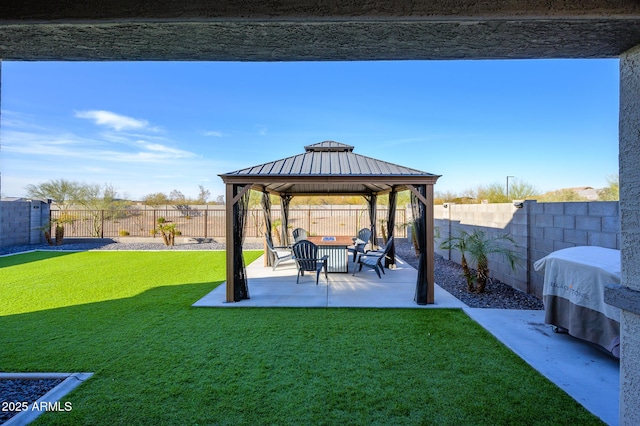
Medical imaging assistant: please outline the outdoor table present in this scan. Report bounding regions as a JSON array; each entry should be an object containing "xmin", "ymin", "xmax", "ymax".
[{"xmin": 306, "ymin": 236, "xmax": 353, "ymax": 273}]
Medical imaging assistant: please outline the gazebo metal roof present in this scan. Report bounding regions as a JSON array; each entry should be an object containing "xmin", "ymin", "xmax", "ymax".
[{"xmin": 219, "ymin": 141, "xmax": 440, "ymax": 196}]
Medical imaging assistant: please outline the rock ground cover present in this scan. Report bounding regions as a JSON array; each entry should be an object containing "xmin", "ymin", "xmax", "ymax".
[
  {"xmin": 394, "ymin": 243, "xmax": 544, "ymax": 310},
  {"xmin": 0, "ymin": 379, "xmax": 64, "ymax": 423}
]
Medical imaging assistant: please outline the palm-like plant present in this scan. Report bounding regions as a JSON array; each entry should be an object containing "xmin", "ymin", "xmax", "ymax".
[
  {"xmin": 155, "ymin": 217, "xmax": 180, "ymax": 246},
  {"xmin": 441, "ymin": 229, "xmax": 519, "ymax": 293},
  {"xmin": 440, "ymin": 229, "xmax": 474, "ymax": 291}
]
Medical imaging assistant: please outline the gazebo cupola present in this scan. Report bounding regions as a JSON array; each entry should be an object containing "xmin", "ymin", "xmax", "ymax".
[{"xmin": 304, "ymin": 140, "xmax": 354, "ymax": 152}]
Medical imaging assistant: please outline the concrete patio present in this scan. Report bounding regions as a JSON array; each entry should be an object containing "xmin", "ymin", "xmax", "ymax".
[{"xmin": 194, "ymin": 254, "xmax": 621, "ymax": 426}]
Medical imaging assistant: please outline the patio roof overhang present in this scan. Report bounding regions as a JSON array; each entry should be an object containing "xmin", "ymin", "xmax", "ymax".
[{"xmin": 220, "ymin": 141, "xmax": 440, "ymax": 305}]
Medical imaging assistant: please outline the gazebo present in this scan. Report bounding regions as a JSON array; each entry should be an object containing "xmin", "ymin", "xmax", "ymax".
[{"xmin": 219, "ymin": 141, "xmax": 440, "ymax": 304}]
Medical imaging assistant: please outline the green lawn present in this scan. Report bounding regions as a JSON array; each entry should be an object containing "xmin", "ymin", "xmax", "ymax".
[{"xmin": 0, "ymin": 251, "xmax": 602, "ymax": 425}]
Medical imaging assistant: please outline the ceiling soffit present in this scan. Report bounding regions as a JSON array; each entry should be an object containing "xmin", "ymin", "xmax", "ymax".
[{"xmin": 2, "ymin": 2, "xmax": 640, "ymax": 60}]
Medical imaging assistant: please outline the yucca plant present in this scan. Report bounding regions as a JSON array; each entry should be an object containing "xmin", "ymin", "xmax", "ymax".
[{"xmin": 441, "ymin": 229, "xmax": 519, "ymax": 293}]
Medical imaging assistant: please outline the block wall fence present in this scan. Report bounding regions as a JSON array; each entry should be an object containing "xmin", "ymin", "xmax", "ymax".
[
  {"xmin": 433, "ymin": 200, "xmax": 620, "ymax": 299},
  {"xmin": 0, "ymin": 199, "xmax": 51, "ymax": 248}
]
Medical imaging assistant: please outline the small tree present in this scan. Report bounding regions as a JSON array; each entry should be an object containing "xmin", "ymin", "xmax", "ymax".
[
  {"xmin": 25, "ymin": 178, "xmax": 81, "ymax": 211},
  {"xmin": 142, "ymin": 192, "xmax": 170, "ymax": 207},
  {"xmin": 598, "ymin": 174, "xmax": 619, "ymax": 201},
  {"xmin": 441, "ymin": 229, "xmax": 519, "ymax": 293},
  {"xmin": 76, "ymin": 183, "xmax": 129, "ymax": 237},
  {"xmin": 169, "ymin": 189, "xmax": 186, "ymax": 204},
  {"xmin": 196, "ymin": 185, "xmax": 211, "ymax": 204},
  {"xmin": 537, "ymin": 189, "xmax": 589, "ymax": 202},
  {"xmin": 26, "ymin": 179, "xmax": 83, "ymax": 245},
  {"xmin": 26, "ymin": 179, "xmax": 128, "ymax": 240},
  {"xmin": 476, "ymin": 180, "xmax": 539, "ymax": 203}
]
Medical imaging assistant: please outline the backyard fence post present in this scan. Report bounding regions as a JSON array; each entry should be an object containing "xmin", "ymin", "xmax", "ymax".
[
  {"xmin": 101, "ymin": 210, "xmax": 104, "ymax": 238},
  {"xmin": 204, "ymin": 208, "xmax": 208, "ymax": 238},
  {"xmin": 446, "ymin": 203, "xmax": 452, "ymax": 260}
]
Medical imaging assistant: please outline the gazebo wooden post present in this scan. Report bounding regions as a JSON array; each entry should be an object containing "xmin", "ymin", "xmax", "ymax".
[
  {"xmin": 425, "ymin": 184, "xmax": 435, "ymax": 304},
  {"xmin": 225, "ymin": 183, "xmax": 235, "ymax": 303},
  {"xmin": 408, "ymin": 183, "xmax": 436, "ymax": 305}
]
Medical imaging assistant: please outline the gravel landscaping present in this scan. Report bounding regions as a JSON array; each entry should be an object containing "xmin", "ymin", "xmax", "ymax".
[
  {"xmin": 394, "ymin": 243, "xmax": 544, "ymax": 310},
  {"xmin": 0, "ymin": 378, "xmax": 64, "ymax": 423}
]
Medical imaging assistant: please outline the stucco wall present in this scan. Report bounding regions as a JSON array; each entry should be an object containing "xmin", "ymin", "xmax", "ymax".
[
  {"xmin": 617, "ymin": 45, "xmax": 640, "ymax": 426},
  {"xmin": 434, "ymin": 200, "xmax": 620, "ymax": 298}
]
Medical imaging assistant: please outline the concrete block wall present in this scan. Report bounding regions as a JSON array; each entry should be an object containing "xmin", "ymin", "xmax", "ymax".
[
  {"xmin": 527, "ymin": 200, "xmax": 620, "ymax": 298},
  {"xmin": 433, "ymin": 200, "xmax": 620, "ymax": 299},
  {"xmin": 0, "ymin": 199, "xmax": 51, "ymax": 248},
  {"xmin": 434, "ymin": 203, "xmax": 529, "ymax": 294}
]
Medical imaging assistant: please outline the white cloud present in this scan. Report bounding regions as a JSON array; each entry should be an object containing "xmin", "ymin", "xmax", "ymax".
[
  {"xmin": 75, "ymin": 110, "xmax": 152, "ymax": 131},
  {"xmin": 1, "ymin": 115, "xmax": 228, "ymax": 199},
  {"xmin": 135, "ymin": 141, "xmax": 197, "ymax": 159},
  {"xmin": 2, "ymin": 130, "xmax": 101, "ymax": 153},
  {"xmin": 2, "ymin": 129, "xmax": 197, "ymax": 164},
  {"xmin": 204, "ymin": 130, "xmax": 223, "ymax": 137},
  {"xmin": 1, "ymin": 110, "xmax": 68, "ymax": 133}
]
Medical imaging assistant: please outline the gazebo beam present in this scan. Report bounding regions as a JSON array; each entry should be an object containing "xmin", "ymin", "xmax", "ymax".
[
  {"xmin": 224, "ymin": 176, "xmax": 439, "ymax": 185},
  {"xmin": 407, "ymin": 184, "xmax": 429, "ymax": 206},
  {"xmin": 231, "ymin": 184, "xmax": 253, "ymax": 205},
  {"xmin": 262, "ymin": 191, "xmax": 387, "ymax": 197}
]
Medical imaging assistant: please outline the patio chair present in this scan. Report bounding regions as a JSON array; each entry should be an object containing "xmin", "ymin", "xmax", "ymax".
[
  {"xmin": 292, "ymin": 227, "xmax": 308, "ymax": 243},
  {"xmin": 265, "ymin": 237, "xmax": 293, "ymax": 271},
  {"xmin": 353, "ymin": 236, "xmax": 394, "ymax": 279},
  {"xmin": 292, "ymin": 240, "xmax": 329, "ymax": 285},
  {"xmin": 347, "ymin": 228, "xmax": 372, "ymax": 262}
]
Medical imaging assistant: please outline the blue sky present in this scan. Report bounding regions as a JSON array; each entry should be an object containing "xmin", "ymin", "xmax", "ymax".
[{"xmin": 1, "ymin": 59, "xmax": 619, "ymax": 200}]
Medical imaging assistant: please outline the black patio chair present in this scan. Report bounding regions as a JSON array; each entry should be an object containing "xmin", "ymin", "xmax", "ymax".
[
  {"xmin": 265, "ymin": 237, "xmax": 293, "ymax": 271},
  {"xmin": 347, "ymin": 228, "xmax": 372, "ymax": 262},
  {"xmin": 292, "ymin": 240, "xmax": 329, "ymax": 285},
  {"xmin": 353, "ymin": 236, "xmax": 394, "ymax": 279}
]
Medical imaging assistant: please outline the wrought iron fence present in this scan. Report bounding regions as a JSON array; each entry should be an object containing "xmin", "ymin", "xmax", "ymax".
[{"xmin": 50, "ymin": 207, "xmax": 407, "ymax": 240}]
